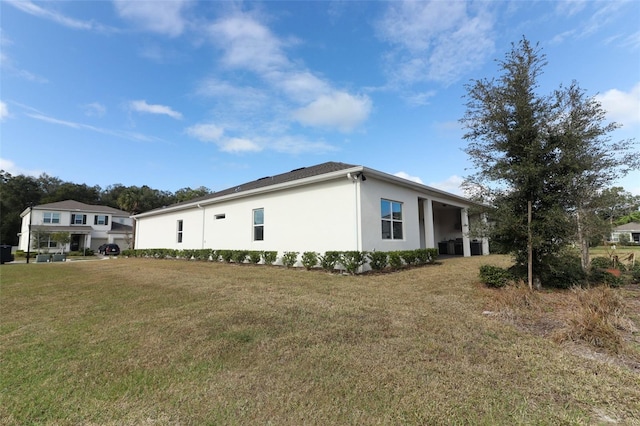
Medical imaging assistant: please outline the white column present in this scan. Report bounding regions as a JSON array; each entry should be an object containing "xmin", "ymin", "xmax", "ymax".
[
  {"xmin": 423, "ymin": 199, "xmax": 435, "ymax": 248},
  {"xmin": 461, "ymin": 208, "xmax": 471, "ymax": 257}
]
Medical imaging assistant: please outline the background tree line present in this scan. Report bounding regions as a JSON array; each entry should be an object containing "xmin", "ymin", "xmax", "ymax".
[{"xmin": 0, "ymin": 170, "xmax": 212, "ymax": 246}]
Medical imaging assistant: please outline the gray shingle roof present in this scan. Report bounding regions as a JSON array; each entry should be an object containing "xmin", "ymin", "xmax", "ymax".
[
  {"xmin": 34, "ymin": 200, "xmax": 129, "ymax": 216},
  {"xmin": 173, "ymin": 161, "xmax": 358, "ymax": 206},
  {"xmin": 614, "ymin": 222, "xmax": 640, "ymax": 231}
]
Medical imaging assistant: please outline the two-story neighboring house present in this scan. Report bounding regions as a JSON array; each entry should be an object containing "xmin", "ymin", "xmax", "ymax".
[{"xmin": 17, "ymin": 200, "xmax": 133, "ymax": 253}]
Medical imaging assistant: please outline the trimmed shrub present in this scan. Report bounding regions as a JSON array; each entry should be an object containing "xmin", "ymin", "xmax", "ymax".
[
  {"xmin": 388, "ymin": 251, "xmax": 403, "ymax": 270},
  {"xmin": 367, "ymin": 251, "xmax": 388, "ymax": 271},
  {"xmin": 301, "ymin": 251, "xmax": 319, "ymax": 270},
  {"xmin": 479, "ymin": 265, "xmax": 513, "ymax": 288},
  {"xmin": 341, "ymin": 251, "xmax": 368, "ymax": 275},
  {"xmin": 261, "ymin": 251, "xmax": 278, "ymax": 265},
  {"xmin": 219, "ymin": 250, "xmax": 234, "ymax": 263},
  {"xmin": 426, "ymin": 248, "xmax": 438, "ymax": 264},
  {"xmin": 400, "ymin": 250, "xmax": 418, "ymax": 267},
  {"xmin": 282, "ymin": 251, "xmax": 299, "ymax": 268},
  {"xmin": 232, "ymin": 250, "xmax": 249, "ymax": 264},
  {"xmin": 193, "ymin": 249, "xmax": 212, "ymax": 261},
  {"xmin": 319, "ymin": 251, "xmax": 341, "ymax": 272},
  {"xmin": 248, "ymin": 251, "xmax": 261, "ymax": 264}
]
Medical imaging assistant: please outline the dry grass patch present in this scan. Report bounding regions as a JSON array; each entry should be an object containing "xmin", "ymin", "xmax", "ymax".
[{"xmin": 1, "ymin": 257, "xmax": 640, "ymax": 424}]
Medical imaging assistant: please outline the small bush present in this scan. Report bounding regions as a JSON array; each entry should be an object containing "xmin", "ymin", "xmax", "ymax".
[
  {"xmin": 301, "ymin": 251, "xmax": 319, "ymax": 270},
  {"xmin": 194, "ymin": 249, "xmax": 212, "ymax": 261},
  {"xmin": 399, "ymin": 250, "xmax": 418, "ymax": 267},
  {"xmin": 388, "ymin": 252, "xmax": 403, "ymax": 270},
  {"xmin": 590, "ymin": 257, "xmax": 613, "ymax": 269},
  {"xmin": 282, "ymin": 251, "xmax": 299, "ymax": 268},
  {"xmin": 367, "ymin": 251, "xmax": 388, "ymax": 271},
  {"xmin": 248, "ymin": 251, "xmax": 261, "ymax": 264},
  {"xmin": 319, "ymin": 251, "xmax": 341, "ymax": 272},
  {"xmin": 232, "ymin": 250, "xmax": 249, "ymax": 264},
  {"xmin": 261, "ymin": 251, "xmax": 278, "ymax": 265},
  {"xmin": 68, "ymin": 248, "xmax": 94, "ymax": 256},
  {"xmin": 540, "ymin": 253, "xmax": 586, "ymax": 289},
  {"xmin": 631, "ymin": 263, "xmax": 640, "ymax": 284},
  {"xmin": 479, "ymin": 265, "xmax": 513, "ymax": 288},
  {"xmin": 219, "ymin": 250, "xmax": 234, "ymax": 263},
  {"xmin": 341, "ymin": 251, "xmax": 368, "ymax": 275}
]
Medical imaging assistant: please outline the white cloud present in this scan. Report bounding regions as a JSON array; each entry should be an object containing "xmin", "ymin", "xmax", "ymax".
[
  {"xmin": 376, "ymin": 1, "xmax": 495, "ymax": 85},
  {"xmin": 83, "ymin": 102, "xmax": 106, "ymax": 117},
  {"xmin": 429, "ymin": 175, "xmax": 465, "ymax": 195},
  {"xmin": 0, "ymin": 101, "xmax": 9, "ymax": 121},
  {"xmin": 209, "ymin": 14, "xmax": 288, "ymax": 73},
  {"xmin": 208, "ymin": 12, "xmax": 372, "ymax": 132},
  {"xmin": 0, "ymin": 158, "xmax": 41, "ymax": 176},
  {"xmin": 269, "ymin": 135, "xmax": 337, "ymax": 155},
  {"xmin": 394, "ymin": 171, "xmax": 424, "ymax": 184},
  {"xmin": 129, "ymin": 100, "xmax": 182, "ymax": 119},
  {"xmin": 595, "ymin": 83, "xmax": 640, "ymax": 127},
  {"xmin": 25, "ymin": 111, "xmax": 162, "ymax": 143},
  {"xmin": 6, "ymin": 0, "xmax": 112, "ymax": 32},
  {"xmin": 113, "ymin": 0, "xmax": 190, "ymax": 37},
  {"xmin": 186, "ymin": 123, "xmax": 224, "ymax": 142},
  {"xmin": 292, "ymin": 92, "xmax": 372, "ymax": 132},
  {"xmin": 220, "ymin": 138, "xmax": 262, "ymax": 153}
]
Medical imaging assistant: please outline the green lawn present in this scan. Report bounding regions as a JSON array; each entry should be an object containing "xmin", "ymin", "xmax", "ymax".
[{"xmin": 1, "ymin": 257, "xmax": 639, "ymax": 425}]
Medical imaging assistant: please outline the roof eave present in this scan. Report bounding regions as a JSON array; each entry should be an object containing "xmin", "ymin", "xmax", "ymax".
[{"xmin": 133, "ymin": 166, "xmax": 365, "ymax": 219}]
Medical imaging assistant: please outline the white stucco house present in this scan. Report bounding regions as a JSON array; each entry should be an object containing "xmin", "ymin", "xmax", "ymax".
[
  {"xmin": 133, "ymin": 162, "xmax": 489, "ymax": 259},
  {"xmin": 610, "ymin": 222, "xmax": 640, "ymax": 244},
  {"xmin": 18, "ymin": 200, "xmax": 133, "ymax": 253}
]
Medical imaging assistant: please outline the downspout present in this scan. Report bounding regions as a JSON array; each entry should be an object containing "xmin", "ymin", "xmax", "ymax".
[
  {"xmin": 197, "ymin": 204, "xmax": 205, "ymax": 249},
  {"xmin": 347, "ymin": 173, "xmax": 360, "ymax": 251}
]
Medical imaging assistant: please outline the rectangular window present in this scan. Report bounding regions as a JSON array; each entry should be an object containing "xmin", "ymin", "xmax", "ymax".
[
  {"xmin": 94, "ymin": 215, "xmax": 109, "ymax": 225},
  {"xmin": 43, "ymin": 212, "xmax": 60, "ymax": 224},
  {"xmin": 253, "ymin": 208, "xmax": 264, "ymax": 241},
  {"xmin": 215, "ymin": 214, "xmax": 226, "ymax": 220},
  {"xmin": 71, "ymin": 214, "xmax": 86, "ymax": 225},
  {"xmin": 177, "ymin": 220, "xmax": 183, "ymax": 243},
  {"xmin": 381, "ymin": 199, "xmax": 403, "ymax": 240}
]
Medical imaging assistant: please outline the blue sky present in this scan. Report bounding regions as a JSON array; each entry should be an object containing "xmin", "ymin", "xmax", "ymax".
[{"xmin": 1, "ymin": 1, "xmax": 639, "ymax": 195}]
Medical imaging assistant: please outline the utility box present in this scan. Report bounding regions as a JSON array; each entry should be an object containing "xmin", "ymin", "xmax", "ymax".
[{"xmin": 0, "ymin": 245, "xmax": 14, "ymax": 264}]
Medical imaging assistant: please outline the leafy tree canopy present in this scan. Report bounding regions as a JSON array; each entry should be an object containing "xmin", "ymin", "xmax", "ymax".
[{"xmin": 462, "ymin": 37, "xmax": 639, "ymax": 285}]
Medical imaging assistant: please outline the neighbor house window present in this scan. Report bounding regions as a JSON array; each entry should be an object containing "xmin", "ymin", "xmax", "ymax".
[
  {"xmin": 43, "ymin": 212, "xmax": 60, "ymax": 224},
  {"xmin": 94, "ymin": 215, "xmax": 109, "ymax": 225},
  {"xmin": 71, "ymin": 214, "xmax": 87, "ymax": 225},
  {"xmin": 177, "ymin": 220, "xmax": 183, "ymax": 243},
  {"xmin": 381, "ymin": 199, "xmax": 403, "ymax": 240},
  {"xmin": 215, "ymin": 214, "xmax": 226, "ymax": 220},
  {"xmin": 253, "ymin": 208, "xmax": 264, "ymax": 241}
]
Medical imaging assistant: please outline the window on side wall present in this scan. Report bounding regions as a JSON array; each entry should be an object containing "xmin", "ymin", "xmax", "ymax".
[
  {"xmin": 381, "ymin": 199, "xmax": 403, "ymax": 240},
  {"xmin": 253, "ymin": 208, "xmax": 264, "ymax": 241},
  {"xmin": 43, "ymin": 212, "xmax": 60, "ymax": 224},
  {"xmin": 177, "ymin": 220, "xmax": 183, "ymax": 243}
]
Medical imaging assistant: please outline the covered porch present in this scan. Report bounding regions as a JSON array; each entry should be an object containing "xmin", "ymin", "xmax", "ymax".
[{"xmin": 418, "ymin": 198, "xmax": 489, "ymax": 257}]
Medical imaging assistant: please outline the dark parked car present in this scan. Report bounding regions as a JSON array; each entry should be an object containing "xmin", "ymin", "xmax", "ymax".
[{"xmin": 101, "ymin": 244, "xmax": 120, "ymax": 256}]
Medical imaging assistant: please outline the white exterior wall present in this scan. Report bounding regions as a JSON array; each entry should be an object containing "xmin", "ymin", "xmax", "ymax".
[
  {"xmin": 359, "ymin": 178, "xmax": 422, "ymax": 251},
  {"xmin": 358, "ymin": 176, "xmax": 480, "ymax": 255},
  {"xmin": 135, "ymin": 178, "xmax": 358, "ymax": 253}
]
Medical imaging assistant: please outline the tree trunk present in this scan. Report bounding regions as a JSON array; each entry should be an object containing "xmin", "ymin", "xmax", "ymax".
[{"xmin": 576, "ymin": 209, "xmax": 590, "ymax": 273}]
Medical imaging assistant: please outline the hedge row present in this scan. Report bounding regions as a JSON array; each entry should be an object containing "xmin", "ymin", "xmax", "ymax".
[{"xmin": 121, "ymin": 248, "xmax": 438, "ymax": 274}]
